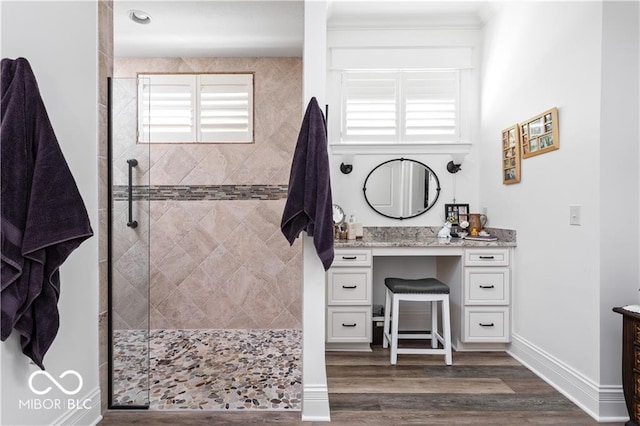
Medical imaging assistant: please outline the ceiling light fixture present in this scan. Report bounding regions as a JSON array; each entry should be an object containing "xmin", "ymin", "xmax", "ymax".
[{"xmin": 129, "ymin": 10, "xmax": 151, "ymax": 25}]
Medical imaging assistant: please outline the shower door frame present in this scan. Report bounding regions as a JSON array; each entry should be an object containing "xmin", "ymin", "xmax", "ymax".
[{"xmin": 106, "ymin": 77, "xmax": 150, "ymax": 410}]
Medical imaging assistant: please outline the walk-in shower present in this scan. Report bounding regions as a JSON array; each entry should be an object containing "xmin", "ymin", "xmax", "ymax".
[{"xmin": 107, "ymin": 55, "xmax": 304, "ymax": 411}]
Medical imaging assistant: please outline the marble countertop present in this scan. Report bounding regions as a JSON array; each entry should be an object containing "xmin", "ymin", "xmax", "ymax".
[{"xmin": 333, "ymin": 226, "xmax": 517, "ymax": 248}]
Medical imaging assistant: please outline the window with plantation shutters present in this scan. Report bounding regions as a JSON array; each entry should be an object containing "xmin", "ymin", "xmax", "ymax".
[
  {"xmin": 341, "ymin": 70, "xmax": 460, "ymax": 143},
  {"xmin": 137, "ymin": 73, "xmax": 254, "ymax": 144}
]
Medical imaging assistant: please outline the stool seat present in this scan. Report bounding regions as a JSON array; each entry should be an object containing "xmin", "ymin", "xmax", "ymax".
[
  {"xmin": 385, "ymin": 277, "xmax": 450, "ymax": 294},
  {"xmin": 383, "ymin": 277, "xmax": 452, "ymax": 365}
]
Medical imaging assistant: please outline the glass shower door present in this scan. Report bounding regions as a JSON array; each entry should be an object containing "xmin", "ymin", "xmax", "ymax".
[{"xmin": 108, "ymin": 77, "xmax": 151, "ymax": 408}]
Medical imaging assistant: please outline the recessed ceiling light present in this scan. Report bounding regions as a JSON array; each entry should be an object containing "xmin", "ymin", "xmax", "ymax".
[{"xmin": 129, "ymin": 10, "xmax": 151, "ymax": 25}]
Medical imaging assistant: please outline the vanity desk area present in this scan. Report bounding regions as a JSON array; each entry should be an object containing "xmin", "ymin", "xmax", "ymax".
[{"xmin": 326, "ymin": 226, "xmax": 517, "ymax": 353}]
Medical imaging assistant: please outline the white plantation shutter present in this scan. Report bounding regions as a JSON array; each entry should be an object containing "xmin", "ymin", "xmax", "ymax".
[
  {"xmin": 340, "ymin": 70, "xmax": 460, "ymax": 143},
  {"xmin": 138, "ymin": 75, "xmax": 196, "ymax": 143},
  {"xmin": 199, "ymin": 74, "xmax": 253, "ymax": 143},
  {"xmin": 342, "ymin": 73, "xmax": 397, "ymax": 140},
  {"xmin": 137, "ymin": 73, "xmax": 253, "ymax": 143},
  {"xmin": 403, "ymin": 71, "xmax": 458, "ymax": 140}
]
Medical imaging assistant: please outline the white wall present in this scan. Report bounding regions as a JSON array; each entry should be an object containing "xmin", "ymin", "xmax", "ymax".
[
  {"xmin": 599, "ymin": 0, "xmax": 640, "ymax": 391},
  {"xmin": 0, "ymin": 2, "xmax": 100, "ymax": 425},
  {"xmin": 480, "ymin": 1, "xmax": 638, "ymax": 420}
]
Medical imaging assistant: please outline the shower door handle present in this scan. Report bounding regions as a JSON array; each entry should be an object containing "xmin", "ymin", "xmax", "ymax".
[{"xmin": 126, "ymin": 159, "xmax": 138, "ymax": 228}]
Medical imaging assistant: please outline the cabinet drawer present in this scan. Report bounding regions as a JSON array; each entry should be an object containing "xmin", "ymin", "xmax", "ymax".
[
  {"xmin": 465, "ymin": 249, "xmax": 510, "ymax": 266},
  {"xmin": 333, "ymin": 249, "xmax": 372, "ymax": 267},
  {"xmin": 463, "ymin": 307, "xmax": 510, "ymax": 342},
  {"xmin": 326, "ymin": 307, "xmax": 371, "ymax": 343},
  {"xmin": 465, "ymin": 268, "xmax": 510, "ymax": 305},
  {"xmin": 328, "ymin": 268, "xmax": 372, "ymax": 305}
]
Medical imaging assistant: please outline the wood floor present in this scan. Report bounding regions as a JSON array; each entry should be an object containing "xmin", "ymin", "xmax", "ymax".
[{"xmin": 100, "ymin": 346, "xmax": 620, "ymax": 425}]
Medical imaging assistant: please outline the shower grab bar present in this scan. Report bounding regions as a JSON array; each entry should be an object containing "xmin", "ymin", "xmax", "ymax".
[{"xmin": 126, "ymin": 159, "xmax": 138, "ymax": 228}]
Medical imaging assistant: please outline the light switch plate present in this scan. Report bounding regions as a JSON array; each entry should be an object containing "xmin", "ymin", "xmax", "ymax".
[{"xmin": 570, "ymin": 205, "xmax": 581, "ymax": 226}]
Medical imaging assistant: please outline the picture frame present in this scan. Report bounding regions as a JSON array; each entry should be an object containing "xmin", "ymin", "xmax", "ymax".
[
  {"xmin": 501, "ymin": 124, "xmax": 521, "ymax": 184},
  {"xmin": 520, "ymin": 107, "xmax": 559, "ymax": 159},
  {"xmin": 445, "ymin": 203, "xmax": 470, "ymax": 226}
]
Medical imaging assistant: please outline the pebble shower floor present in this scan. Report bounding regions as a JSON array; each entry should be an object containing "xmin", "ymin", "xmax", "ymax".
[{"xmin": 112, "ymin": 329, "xmax": 302, "ymax": 410}]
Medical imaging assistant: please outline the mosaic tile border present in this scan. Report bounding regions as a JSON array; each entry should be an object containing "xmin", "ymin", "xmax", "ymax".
[{"xmin": 113, "ymin": 185, "xmax": 288, "ymax": 201}]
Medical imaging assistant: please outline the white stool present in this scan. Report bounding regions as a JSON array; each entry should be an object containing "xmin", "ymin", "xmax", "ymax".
[{"xmin": 382, "ymin": 277, "xmax": 452, "ymax": 365}]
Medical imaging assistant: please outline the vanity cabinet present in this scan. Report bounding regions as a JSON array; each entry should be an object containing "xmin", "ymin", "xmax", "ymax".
[
  {"xmin": 326, "ymin": 243, "xmax": 514, "ymax": 351},
  {"xmin": 326, "ymin": 249, "xmax": 373, "ymax": 351},
  {"xmin": 462, "ymin": 248, "xmax": 511, "ymax": 343}
]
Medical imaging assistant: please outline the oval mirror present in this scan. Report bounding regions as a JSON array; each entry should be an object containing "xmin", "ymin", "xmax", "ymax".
[{"xmin": 363, "ymin": 158, "xmax": 441, "ymax": 220}]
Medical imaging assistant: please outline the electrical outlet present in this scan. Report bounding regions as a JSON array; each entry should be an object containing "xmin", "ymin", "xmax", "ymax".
[
  {"xmin": 482, "ymin": 207, "xmax": 488, "ymax": 216},
  {"xmin": 569, "ymin": 205, "xmax": 581, "ymax": 226}
]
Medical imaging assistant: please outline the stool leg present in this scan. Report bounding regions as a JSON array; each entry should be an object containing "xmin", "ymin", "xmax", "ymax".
[
  {"xmin": 383, "ymin": 288, "xmax": 391, "ymax": 349},
  {"xmin": 431, "ymin": 300, "xmax": 438, "ymax": 349},
  {"xmin": 391, "ymin": 294, "xmax": 400, "ymax": 364},
  {"xmin": 442, "ymin": 296, "xmax": 452, "ymax": 366}
]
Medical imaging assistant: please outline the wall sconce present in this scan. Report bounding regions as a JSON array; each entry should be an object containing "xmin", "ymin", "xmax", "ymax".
[
  {"xmin": 446, "ymin": 153, "xmax": 465, "ymax": 174},
  {"xmin": 340, "ymin": 155, "xmax": 353, "ymax": 174},
  {"xmin": 446, "ymin": 161, "xmax": 461, "ymax": 174}
]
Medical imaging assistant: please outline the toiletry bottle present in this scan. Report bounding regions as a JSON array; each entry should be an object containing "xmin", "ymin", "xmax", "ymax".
[
  {"xmin": 347, "ymin": 214, "xmax": 356, "ymax": 240},
  {"xmin": 352, "ymin": 211, "xmax": 363, "ymax": 239}
]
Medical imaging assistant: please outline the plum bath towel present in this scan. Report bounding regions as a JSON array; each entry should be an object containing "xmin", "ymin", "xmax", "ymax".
[
  {"xmin": 281, "ymin": 97, "xmax": 334, "ymax": 270},
  {"xmin": 1, "ymin": 57, "xmax": 93, "ymax": 369}
]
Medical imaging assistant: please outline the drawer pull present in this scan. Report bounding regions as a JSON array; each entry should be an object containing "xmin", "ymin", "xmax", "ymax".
[
  {"xmin": 479, "ymin": 322, "xmax": 495, "ymax": 327},
  {"xmin": 479, "ymin": 285, "xmax": 495, "ymax": 289},
  {"xmin": 479, "ymin": 255, "xmax": 495, "ymax": 259},
  {"xmin": 342, "ymin": 323, "xmax": 357, "ymax": 327},
  {"xmin": 342, "ymin": 285, "xmax": 357, "ymax": 289},
  {"xmin": 342, "ymin": 256, "xmax": 357, "ymax": 260}
]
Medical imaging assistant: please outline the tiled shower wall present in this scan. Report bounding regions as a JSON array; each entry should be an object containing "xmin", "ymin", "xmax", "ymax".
[{"xmin": 113, "ymin": 57, "xmax": 303, "ymax": 330}]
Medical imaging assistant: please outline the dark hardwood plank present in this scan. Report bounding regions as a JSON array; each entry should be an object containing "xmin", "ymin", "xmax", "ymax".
[
  {"xmin": 422, "ymin": 365, "xmax": 538, "ymax": 379},
  {"xmin": 326, "ymin": 365, "xmax": 426, "ymax": 378},
  {"xmin": 501, "ymin": 378, "xmax": 559, "ymax": 394},
  {"xmin": 328, "ymin": 377, "xmax": 513, "ymax": 394}
]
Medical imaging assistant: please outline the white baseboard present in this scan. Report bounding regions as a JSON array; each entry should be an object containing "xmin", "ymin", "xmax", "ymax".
[
  {"xmin": 50, "ymin": 386, "xmax": 102, "ymax": 426},
  {"xmin": 508, "ymin": 333, "xmax": 628, "ymax": 423},
  {"xmin": 301, "ymin": 384, "xmax": 330, "ymax": 422}
]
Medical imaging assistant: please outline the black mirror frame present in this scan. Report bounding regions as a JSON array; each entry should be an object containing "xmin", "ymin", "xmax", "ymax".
[{"xmin": 362, "ymin": 158, "xmax": 441, "ymax": 220}]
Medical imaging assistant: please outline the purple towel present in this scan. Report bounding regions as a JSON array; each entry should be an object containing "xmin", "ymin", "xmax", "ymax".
[
  {"xmin": 1, "ymin": 57, "xmax": 93, "ymax": 369},
  {"xmin": 281, "ymin": 97, "xmax": 334, "ymax": 270}
]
